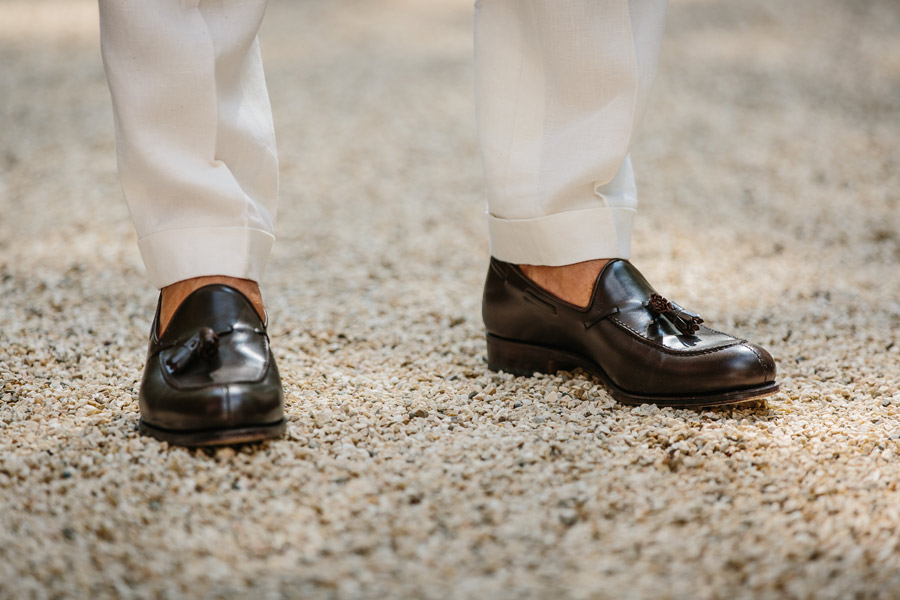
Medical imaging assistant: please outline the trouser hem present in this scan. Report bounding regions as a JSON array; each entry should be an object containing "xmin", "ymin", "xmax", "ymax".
[
  {"xmin": 137, "ymin": 227, "xmax": 274, "ymax": 289},
  {"xmin": 488, "ymin": 207, "xmax": 634, "ymax": 266}
]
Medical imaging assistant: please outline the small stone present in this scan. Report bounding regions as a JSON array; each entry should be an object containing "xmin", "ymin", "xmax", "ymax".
[
  {"xmin": 216, "ymin": 447, "xmax": 237, "ymax": 460},
  {"xmin": 559, "ymin": 509, "xmax": 578, "ymax": 526}
]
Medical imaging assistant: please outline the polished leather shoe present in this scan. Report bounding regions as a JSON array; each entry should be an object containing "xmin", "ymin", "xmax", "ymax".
[
  {"xmin": 138, "ymin": 285, "xmax": 285, "ymax": 446},
  {"xmin": 483, "ymin": 258, "xmax": 778, "ymax": 407}
]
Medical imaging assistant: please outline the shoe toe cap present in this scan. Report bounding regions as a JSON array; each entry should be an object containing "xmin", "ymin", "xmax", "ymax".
[
  {"xmin": 741, "ymin": 342, "xmax": 777, "ymax": 384},
  {"xmin": 708, "ymin": 341, "xmax": 776, "ymax": 391},
  {"xmin": 140, "ymin": 374, "xmax": 284, "ymax": 432}
]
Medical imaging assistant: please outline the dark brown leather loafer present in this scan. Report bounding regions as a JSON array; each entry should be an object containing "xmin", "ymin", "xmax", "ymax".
[
  {"xmin": 483, "ymin": 258, "xmax": 778, "ymax": 407},
  {"xmin": 138, "ymin": 285, "xmax": 285, "ymax": 446}
]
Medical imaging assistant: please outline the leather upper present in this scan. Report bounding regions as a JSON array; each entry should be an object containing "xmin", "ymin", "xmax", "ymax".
[
  {"xmin": 139, "ymin": 285, "xmax": 284, "ymax": 431},
  {"xmin": 483, "ymin": 258, "xmax": 776, "ymax": 397}
]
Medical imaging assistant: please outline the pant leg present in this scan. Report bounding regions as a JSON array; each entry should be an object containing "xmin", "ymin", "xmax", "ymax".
[
  {"xmin": 99, "ymin": 0, "xmax": 277, "ymax": 289},
  {"xmin": 475, "ymin": 0, "xmax": 667, "ymax": 266}
]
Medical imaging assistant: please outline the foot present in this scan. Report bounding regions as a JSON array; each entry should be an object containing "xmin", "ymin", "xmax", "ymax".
[
  {"xmin": 138, "ymin": 284, "xmax": 285, "ymax": 446},
  {"xmin": 518, "ymin": 260, "xmax": 609, "ymax": 308},
  {"xmin": 483, "ymin": 258, "xmax": 777, "ymax": 407}
]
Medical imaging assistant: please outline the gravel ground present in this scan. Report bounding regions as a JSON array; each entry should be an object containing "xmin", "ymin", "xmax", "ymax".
[{"xmin": 2, "ymin": 0, "xmax": 900, "ymax": 598}]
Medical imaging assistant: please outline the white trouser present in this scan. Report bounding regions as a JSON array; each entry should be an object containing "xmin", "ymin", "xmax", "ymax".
[
  {"xmin": 99, "ymin": 0, "xmax": 667, "ymax": 288},
  {"xmin": 477, "ymin": 0, "xmax": 667, "ymax": 265}
]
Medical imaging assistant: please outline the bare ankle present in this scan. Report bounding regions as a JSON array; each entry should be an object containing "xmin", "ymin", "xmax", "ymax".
[
  {"xmin": 518, "ymin": 259, "xmax": 610, "ymax": 308},
  {"xmin": 158, "ymin": 276, "xmax": 265, "ymax": 336}
]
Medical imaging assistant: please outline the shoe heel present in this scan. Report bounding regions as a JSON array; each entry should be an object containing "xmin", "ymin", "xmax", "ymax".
[{"xmin": 486, "ymin": 333, "xmax": 582, "ymax": 376}]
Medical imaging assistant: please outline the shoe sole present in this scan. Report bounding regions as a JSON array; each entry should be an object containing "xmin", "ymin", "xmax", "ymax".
[
  {"xmin": 486, "ymin": 333, "xmax": 779, "ymax": 408},
  {"xmin": 139, "ymin": 419, "xmax": 286, "ymax": 447}
]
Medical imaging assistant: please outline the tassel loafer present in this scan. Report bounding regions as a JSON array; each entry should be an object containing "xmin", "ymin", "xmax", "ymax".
[
  {"xmin": 138, "ymin": 285, "xmax": 286, "ymax": 446},
  {"xmin": 482, "ymin": 258, "xmax": 778, "ymax": 407}
]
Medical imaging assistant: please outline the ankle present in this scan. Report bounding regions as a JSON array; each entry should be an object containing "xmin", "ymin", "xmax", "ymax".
[
  {"xmin": 518, "ymin": 259, "xmax": 610, "ymax": 308},
  {"xmin": 159, "ymin": 276, "xmax": 265, "ymax": 336}
]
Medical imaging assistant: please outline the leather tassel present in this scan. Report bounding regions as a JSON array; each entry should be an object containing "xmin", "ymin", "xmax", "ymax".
[
  {"xmin": 648, "ymin": 293, "xmax": 703, "ymax": 335},
  {"xmin": 165, "ymin": 326, "xmax": 219, "ymax": 374}
]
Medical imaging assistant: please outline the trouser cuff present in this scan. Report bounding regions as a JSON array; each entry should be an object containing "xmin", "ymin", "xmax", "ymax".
[
  {"xmin": 488, "ymin": 207, "xmax": 634, "ymax": 266},
  {"xmin": 137, "ymin": 227, "xmax": 274, "ymax": 289}
]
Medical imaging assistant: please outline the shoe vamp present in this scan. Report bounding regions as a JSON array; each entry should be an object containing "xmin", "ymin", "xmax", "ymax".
[
  {"xmin": 615, "ymin": 307, "xmax": 738, "ymax": 351},
  {"xmin": 161, "ymin": 330, "xmax": 270, "ymax": 388}
]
